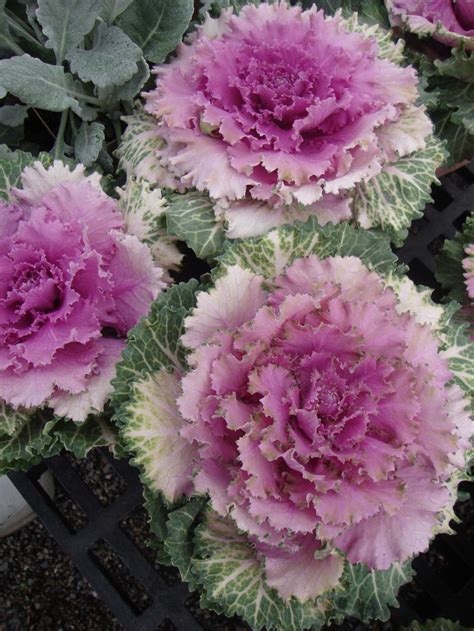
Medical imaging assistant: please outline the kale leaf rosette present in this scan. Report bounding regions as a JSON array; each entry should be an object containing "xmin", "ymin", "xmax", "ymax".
[
  {"xmin": 385, "ymin": 0, "xmax": 474, "ymax": 167},
  {"xmin": 0, "ymin": 151, "xmax": 182, "ymax": 472},
  {"xmin": 118, "ymin": 2, "xmax": 446, "ymax": 255},
  {"xmin": 112, "ymin": 220, "xmax": 473, "ymax": 631}
]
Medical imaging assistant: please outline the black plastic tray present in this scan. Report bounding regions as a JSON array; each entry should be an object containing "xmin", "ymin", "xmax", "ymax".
[{"xmin": 8, "ymin": 164, "xmax": 474, "ymax": 631}]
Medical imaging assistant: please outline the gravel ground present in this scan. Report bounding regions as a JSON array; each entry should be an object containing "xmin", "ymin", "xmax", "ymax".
[
  {"xmin": 0, "ymin": 450, "xmax": 472, "ymax": 631},
  {"xmin": 0, "ymin": 517, "xmax": 122, "ymax": 631}
]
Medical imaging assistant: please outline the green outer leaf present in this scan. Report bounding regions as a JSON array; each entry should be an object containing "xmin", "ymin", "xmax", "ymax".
[
  {"xmin": 360, "ymin": 0, "xmax": 390, "ymax": 28},
  {"xmin": 218, "ymin": 219, "xmax": 401, "ymax": 281},
  {"xmin": 432, "ymin": 110, "xmax": 474, "ymax": 167},
  {"xmin": 0, "ymin": 410, "xmax": 55, "ymax": 471},
  {"xmin": 144, "ymin": 486, "xmax": 170, "ymax": 545},
  {"xmin": 36, "ymin": 0, "xmax": 101, "ymax": 62},
  {"xmin": 428, "ymin": 77, "xmax": 474, "ymax": 165},
  {"xmin": 44, "ymin": 415, "xmax": 114, "ymax": 459},
  {"xmin": 165, "ymin": 498, "xmax": 207, "ymax": 590},
  {"xmin": 0, "ymin": 54, "xmax": 82, "ymax": 112},
  {"xmin": 192, "ymin": 508, "xmax": 329, "ymax": 631},
  {"xmin": 333, "ymin": 561, "xmax": 414, "ymax": 622},
  {"xmin": 66, "ymin": 23, "xmax": 142, "ymax": 89},
  {"xmin": 111, "ymin": 281, "xmax": 200, "ymax": 423},
  {"xmin": 74, "ymin": 121, "xmax": 105, "ymax": 166},
  {"xmin": 0, "ymin": 402, "xmax": 33, "ymax": 437},
  {"xmin": 166, "ymin": 191, "xmax": 225, "ymax": 260},
  {"xmin": 436, "ymin": 214, "xmax": 474, "ymax": 303},
  {"xmin": 117, "ymin": 0, "xmax": 193, "ymax": 63},
  {"xmin": 435, "ymin": 48, "xmax": 474, "ymax": 83},
  {"xmin": 0, "ymin": 146, "xmax": 51, "ymax": 201},
  {"xmin": 439, "ymin": 304, "xmax": 474, "ymax": 411},
  {"xmin": 354, "ymin": 135, "xmax": 447, "ymax": 245}
]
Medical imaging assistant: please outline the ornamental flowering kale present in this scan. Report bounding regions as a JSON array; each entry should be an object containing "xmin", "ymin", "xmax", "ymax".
[
  {"xmin": 384, "ymin": 1, "xmax": 474, "ymax": 169},
  {"xmin": 386, "ymin": 0, "xmax": 474, "ymax": 48},
  {"xmin": 141, "ymin": 2, "xmax": 437, "ymax": 239},
  {"xmin": 114, "ymin": 222, "xmax": 473, "ymax": 630},
  {"xmin": 0, "ymin": 161, "xmax": 174, "ymax": 422}
]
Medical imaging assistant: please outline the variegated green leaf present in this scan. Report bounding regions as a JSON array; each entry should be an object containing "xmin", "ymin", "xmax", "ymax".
[
  {"xmin": 116, "ymin": 111, "xmax": 166, "ymax": 181},
  {"xmin": 218, "ymin": 219, "xmax": 400, "ymax": 281},
  {"xmin": 192, "ymin": 508, "xmax": 328, "ymax": 631},
  {"xmin": 0, "ymin": 146, "xmax": 51, "ymax": 201},
  {"xmin": 383, "ymin": 272, "xmax": 444, "ymax": 328},
  {"xmin": 111, "ymin": 281, "xmax": 200, "ymax": 423},
  {"xmin": 343, "ymin": 12, "xmax": 403, "ymax": 64},
  {"xmin": 122, "ymin": 371, "xmax": 195, "ymax": 501},
  {"xmin": 439, "ymin": 304, "xmax": 474, "ymax": 409},
  {"xmin": 355, "ymin": 135, "xmax": 447, "ymax": 245},
  {"xmin": 118, "ymin": 177, "xmax": 182, "ymax": 272},
  {"xmin": 0, "ymin": 402, "xmax": 33, "ymax": 437},
  {"xmin": 44, "ymin": 415, "xmax": 115, "ymax": 459},
  {"xmin": 333, "ymin": 561, "xmax": 414, "ymax": 622},
  {"xmin": 166, "ymin": 190, "xmax": 225, "ymax": 260},
  {"xmin": 0, "ymin": 410, "xmax": 55, "ymax": 470}
]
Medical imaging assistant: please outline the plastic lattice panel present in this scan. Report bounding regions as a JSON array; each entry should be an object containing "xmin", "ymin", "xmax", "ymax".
[{"xmin": 8, "ymin": 167, "xmax": 474, "ymax": 631}]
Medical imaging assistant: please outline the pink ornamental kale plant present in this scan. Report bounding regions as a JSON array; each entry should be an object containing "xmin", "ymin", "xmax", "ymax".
[
  {"xmin": 143, "ymin": 2, "xmax": 434, "ymax": 238},
  {"xmin": 0, "ymin": 161, "xmax": 165, "ymax": 422},
  {"xmin": 177, "ymin": 257, "xmax": 471, "ymax": 595},
  {"xmin": 387, "ymin": 0, "xmax": 474, "ymax": 48},
  {"xmin": 115, "ymin": 221, "xmax": 472, "ymax": 629}
]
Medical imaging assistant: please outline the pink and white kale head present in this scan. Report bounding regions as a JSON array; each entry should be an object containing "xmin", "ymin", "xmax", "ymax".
[
  {"xmin": 174, "ymin": 256, "xmax": 472, "ymax": 601},
  {"xmin": 143, "ymin": 2, "xmax": 434, "ymax": 237},
  {"xmin": 0, "ymin": 161, "xmax": 167, "ymax": 421},
  {"xmin": 387, "ymin": 0, "xmax": 474, "ymax": 48}
]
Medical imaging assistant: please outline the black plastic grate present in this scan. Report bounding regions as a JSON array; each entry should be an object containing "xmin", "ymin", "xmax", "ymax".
[{"xmin": 8, "ymin": 166, "xmax": 474, "ymax": 631}]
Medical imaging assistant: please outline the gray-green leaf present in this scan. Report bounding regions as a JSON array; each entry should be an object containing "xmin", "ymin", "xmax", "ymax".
[
  {"xmin": 74, "ymin": 121, "xmax": 105, "ymax": 166},
  {"xmin": 166, "ymin": 191, "xmax": 225, "ymax": 260},
  {"xmin": 66, "ymin": 23, "xmax": 143, "ymax": 88},
  {"xmin": 0, "ymin": 104, "xmax": 29, "ymax": 127},
  {"xmin": 36, "ymin": 0, "xmax": 101, "ymax": 62},
  {"xmin": 0, "ymin": 54, "xmax": 83, "ymax": 112},
  {"xmin": 117, "ymin": 0, "xmax": 194, "ymax": 63},
  {"xmin": 100, "ymin": 0, "xmax": 135, "ymax": 23}
]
